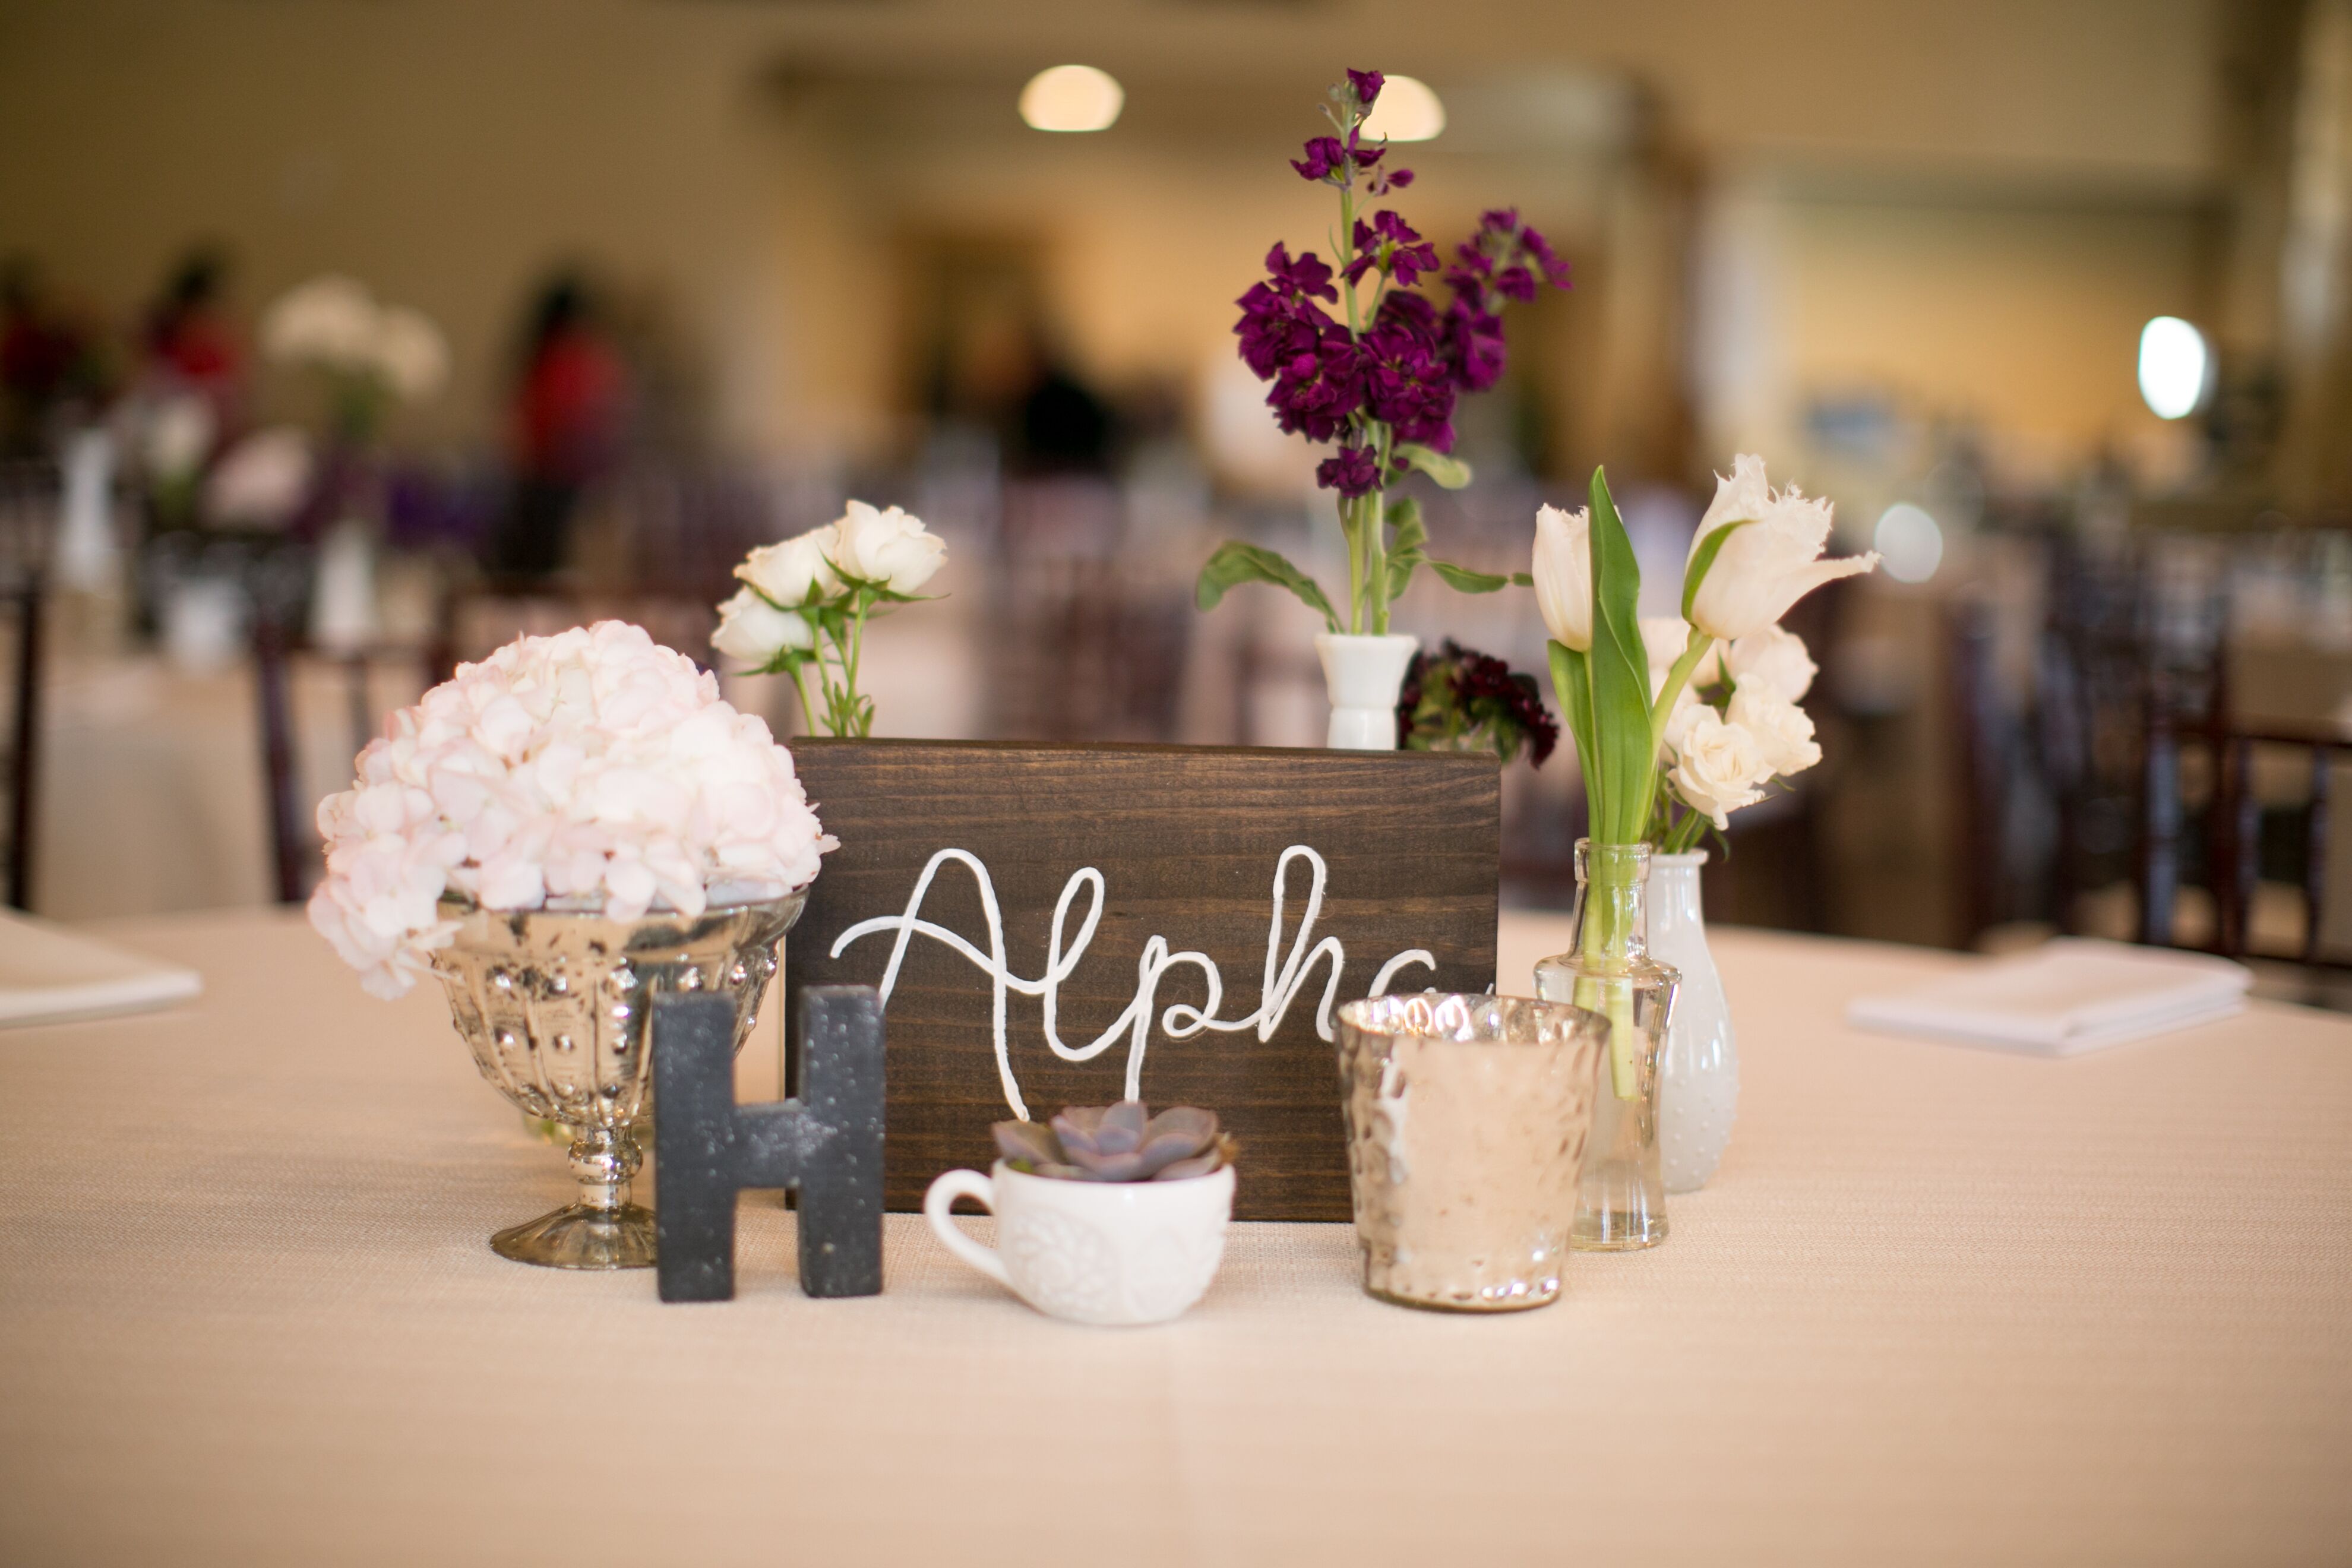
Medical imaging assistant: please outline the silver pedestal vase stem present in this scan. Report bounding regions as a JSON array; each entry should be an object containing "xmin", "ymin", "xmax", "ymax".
[{"xmin": 428, "ymin": 892, "xmax": 805, "ymax": 1269}]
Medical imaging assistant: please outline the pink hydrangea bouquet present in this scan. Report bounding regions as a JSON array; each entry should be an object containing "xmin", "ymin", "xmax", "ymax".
[{"xmin": 309, "ymin": 621, "xmax": 834, "ymax": 998}]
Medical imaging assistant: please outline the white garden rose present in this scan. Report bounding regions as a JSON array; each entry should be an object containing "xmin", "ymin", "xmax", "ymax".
[
  {"xmin": 1532, "ymin": 503, "xmax": 1591, "ymax": 652},
  {"xmin": 827, "ymin": 501, "xmax": 944, "ymax": 594},
  {"xmin": 1664, "ymin": 705, "xmax": 1770, "ymax": 830},
  {"xmin": 308, "ymin": 621, "xmax": 834, "ymax": 999},
  {"xmin": 372, "ymin": 306, "xmax": 450, "ymax": 402},
  {"xmin": 1726, "ymin": 684, "xmax": 1821, "ymax": 777},
  {"xmin": 1640, "ymin": 615, "xmax": 1722, "ymax": 699},
  {"xmin": 1725, "ymin": 622, "xmax": 1816, "ymax": 703},
  {"xmin": 736, "ymin": 526, "xmax": 842, "ymax": 608},
  {"xmin": 1684, "ymin": 454, "xmax": 1877, "ymax": 643},
  {"xmin": 712, "ymin": 586, "xmax": 814, "ymax": 667}
]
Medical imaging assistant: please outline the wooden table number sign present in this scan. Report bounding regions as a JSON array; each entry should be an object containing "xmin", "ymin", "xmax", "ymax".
[{"xmin": 782, "ymin": 740, "xmax": 1500, "ymax": 1221}]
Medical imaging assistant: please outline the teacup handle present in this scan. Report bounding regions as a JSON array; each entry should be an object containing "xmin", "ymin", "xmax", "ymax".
[{"xmin": 923, "ymin": 1168, "xmax": 1011, "ymax": 1288}]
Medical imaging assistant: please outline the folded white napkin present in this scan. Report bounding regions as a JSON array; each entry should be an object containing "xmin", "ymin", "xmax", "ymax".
[
  {"xmin": 0, "ymin": 907, "xmax": 203, "ymax": 1027},
  {"xmin": 1846, "ymin": 938, "xmax": 2251, "ymax": 1057}
]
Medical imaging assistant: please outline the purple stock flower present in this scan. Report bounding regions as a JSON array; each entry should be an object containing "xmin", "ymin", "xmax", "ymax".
[
  {"xmin": 1292, "ymin": 136, "xmax": 1346, "ymax": 182},
  {"xmin": 1345, "ymin": 209, "xmax": 1440, "ymax": 287},
  {"xmin": 1346, "ymin": 68, "xmax": 1384, "ymax": 108},
  {"xmin": 1316, "ymin": 444, "xmax": 1382, "ymax": 498}
]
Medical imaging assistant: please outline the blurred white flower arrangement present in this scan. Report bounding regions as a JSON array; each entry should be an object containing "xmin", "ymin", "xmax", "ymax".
[
  {"xmin": 713, "ymin": 500, "xmax": 947, "ymax": 737},
  {"xmin": 308, "ymin": 621, "xmax": 835, "ymax": 998},
  {"xmin": 262, "ymin": 274, "xmax": 448, "ymax": 441}
]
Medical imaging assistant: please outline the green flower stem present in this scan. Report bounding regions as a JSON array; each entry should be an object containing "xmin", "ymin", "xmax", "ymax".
[
  {"xmin": 1575, "ymin": 853, "xmax": 1644, "ymax": 1099},
  {"xmin": 1648, "ymin": 627, "xmax": 1718, "ymax": 756}
]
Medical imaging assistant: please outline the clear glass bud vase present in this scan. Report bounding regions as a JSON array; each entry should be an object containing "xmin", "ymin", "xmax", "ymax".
[{"xmin": 1534, "ymin": 840, "xmax": 1679, "ymax": 1250}]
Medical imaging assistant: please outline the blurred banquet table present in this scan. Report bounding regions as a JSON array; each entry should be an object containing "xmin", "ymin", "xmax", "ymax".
[{"xmin": 3, "ymin": 910, "xmax": 2348, "ymax": 1568}]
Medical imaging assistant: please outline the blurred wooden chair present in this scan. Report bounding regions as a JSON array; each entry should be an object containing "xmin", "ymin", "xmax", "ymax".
[
  {"xmin": 2209, "ymin": 720, "xmax": 2352, "ymax": 969},
  {"xmin": 0, "ymin": 461, "xmax": 55, "ymax": 909}
]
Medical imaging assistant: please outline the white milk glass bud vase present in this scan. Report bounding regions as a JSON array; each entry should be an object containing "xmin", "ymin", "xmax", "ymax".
[
  {"xmin": 1648, "ymin": 851, "xmax": 1737, "ymax": 1193},
  {"xmin": 1315, "ymin": 632, "xmax": 1418, "ymax": 750}
]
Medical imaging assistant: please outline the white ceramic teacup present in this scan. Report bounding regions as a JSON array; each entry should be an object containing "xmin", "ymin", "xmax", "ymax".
[{"xmin": 923, "ymin": 1160, "xmax": 1235, "ymax": 1326}]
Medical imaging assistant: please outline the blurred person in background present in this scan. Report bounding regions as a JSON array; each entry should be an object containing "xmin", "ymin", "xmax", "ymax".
[{"xmin": 498, "ymin": 271, "xmax": 627, "ymax": 576}]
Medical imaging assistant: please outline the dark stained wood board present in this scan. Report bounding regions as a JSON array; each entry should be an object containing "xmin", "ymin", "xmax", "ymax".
[{"xmin": 780, "ymin": 739, "xmax": 1500, "ymax": 1221}]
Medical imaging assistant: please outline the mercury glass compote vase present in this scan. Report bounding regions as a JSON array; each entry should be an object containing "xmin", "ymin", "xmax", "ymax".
[{"xmin": 428, "ymin": 892, "xmax": 804, "ymax": 1269}]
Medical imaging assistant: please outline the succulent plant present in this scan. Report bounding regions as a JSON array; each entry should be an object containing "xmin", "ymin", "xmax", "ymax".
[{"xmin": 993, "ymin": 1101, "xmax": 1236, "ymax": 1183}]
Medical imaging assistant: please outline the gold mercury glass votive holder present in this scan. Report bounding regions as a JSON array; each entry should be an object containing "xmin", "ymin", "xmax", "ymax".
[{"xmin": 1335, "ymin": 992, "xmax": 1607, "ymax": 1311}]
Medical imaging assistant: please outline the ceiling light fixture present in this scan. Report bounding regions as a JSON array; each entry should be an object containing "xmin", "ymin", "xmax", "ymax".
[
  {"xmin": 1362, "ymin": 75, "xmax": 1445, "ymax": 142},
  {"xmin": 1020, "ymin": 65, "xmax": 1124, "ymax": 133}
]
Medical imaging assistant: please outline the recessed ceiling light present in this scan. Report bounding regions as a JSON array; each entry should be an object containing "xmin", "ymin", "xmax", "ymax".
[
  {"xmin": 1020, "ymin": 65, "xmax": 1124, "ymax": 132},
  {"xmin": 1362, "ymin": 75, "xmax": 1444, "ymax": 142}
]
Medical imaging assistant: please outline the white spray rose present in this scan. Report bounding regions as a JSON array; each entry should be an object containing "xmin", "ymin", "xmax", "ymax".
[
  {"xmin": 1532, "ymin": 503, "xmax": 1591, "ymax": 652},
  {"xmin": 737, "ymin": 526, "xmax": 842, "ymax": 608},
  {"xmin": 1725, "ymin": 623, "xmax": 1816, "ymax": 702},
  {"xmin": 712, "ymin": 587, "xmax": 814, "ymax": 667},
  {"xmin": 1664, "ymin": 705, "xmax": 1770, "ymax": 830},
  {"xmin": 1640, "ymin": 615, "xmax": 1722, "ymax": 700},
  {"xmin": 1684, "ymin": 454, "xmax": 1878, "ymax": 642},
  {"xmin": 827, "ymin": 501, "xmax": 945, "ymax": 594},
  {"xmin": 1726, "ymin": 684, "xmax": 1820, "ymax": 777}
]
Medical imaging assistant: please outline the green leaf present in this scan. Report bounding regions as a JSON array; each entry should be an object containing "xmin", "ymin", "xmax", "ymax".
[
  {"xmin": 1548, "ymin": 640, "xmax": 1597, "ymax": 806},
  {"xmin": 1585, "ymin": 467, "xmax": 1654, "ymax": 844},
  {"xmin": 1383, "ymin": 497, "xmax": 1427, "ymax": 605},
  {"xmin": 1427, "ymin": 559, "xmax": 1516, "ymax": 593},
  {"xmin": 1195, "ymin": 541, "xmax": 1341, "ymax": 633},
  {"xmin": 1395, "ymin": 443, "xmax": 1473, "ymax": 489},
  {"xmin": 1680, "ymin": 517, "xmax": 1754, "ymax": 624}
]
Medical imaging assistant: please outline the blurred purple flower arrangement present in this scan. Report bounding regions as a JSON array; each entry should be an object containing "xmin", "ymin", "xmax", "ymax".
[{"xmin": 1197, "ymin": 69, "xmax": 1569, "ymax": 637}]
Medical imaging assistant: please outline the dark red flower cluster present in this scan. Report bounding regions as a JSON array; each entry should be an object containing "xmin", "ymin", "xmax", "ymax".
[
  {"xmin": 1396, "ymin": 638, "xmax": 1560, "ymax": 766},
  {"xmin": 1236, "ymin": 72, "xmax": 1572, "ymax": 498}
]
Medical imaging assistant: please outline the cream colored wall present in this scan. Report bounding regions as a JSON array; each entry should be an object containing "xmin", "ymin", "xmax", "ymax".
[
  {"xmin": 0, "ymin": 0, "xmax": 2228, "ymax": 475},
  {"xmin": 1698, "ymin": 182, "xmax": 2215, "ymax": 486},
  {"xmin": 0, "ymin": 0, "xmax": 797, "ymax": 452}
]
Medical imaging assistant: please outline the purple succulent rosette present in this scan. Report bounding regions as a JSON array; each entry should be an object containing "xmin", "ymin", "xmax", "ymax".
[
  {"xmin": 992, "ymin": 1102, "xmax": 1237, "ymax": 1183},
  {"xmin": 1199, "ymin": 68, "xmax": 1570, "ymax": 639}
]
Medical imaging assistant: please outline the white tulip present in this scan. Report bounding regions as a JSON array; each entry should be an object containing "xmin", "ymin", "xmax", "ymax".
[
  {"xmin": 1726, "ymin": 684, "xmax": 1820, "ymax": 777},
  {"xmin": 1665, "ymin": 706, "xmax": 1770, "ymax": 829},
  {"xmin": 736, "ymin": 526, "xmax": 842, "ymax": 608},
  {"xmin": 1532, "ymin": 503, "xmax": 1591, "ymax": 652},
  {"xmin": 372, "ymin": 306, "xmax": 450, "ymax": 402},
  {"xmin": 1725, "ymin": 622, "xmax": 1816, "ymax": 702},
  {"xmin": 1640, "ymin": 615, "xmax": 1721, "ymax": 700},
  {"xmin": 712, "ymin": 587, "xmax": 813, "ymax": 667},
  {"xmin": 826, "ymin": 501, "xmax": 946, "ymax": 594},
  {"xmin": 1684, "ymin": 454, "xmax": 1877, "ymax": 642}
]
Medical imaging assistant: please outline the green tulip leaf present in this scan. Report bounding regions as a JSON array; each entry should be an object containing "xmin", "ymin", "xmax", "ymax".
[{"xmin": 1196, "ymin": 540, "xmax": 1342, "ymax": 633}]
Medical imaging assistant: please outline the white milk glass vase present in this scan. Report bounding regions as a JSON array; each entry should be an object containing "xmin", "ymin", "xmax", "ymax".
[
  {"xmin": 1648, "ymin": 851, "xmax": 1737, "ymax": 1194},
  {"xmin": 1314, "ymin": 632, "xmax": 1418, "ymax": 750}
]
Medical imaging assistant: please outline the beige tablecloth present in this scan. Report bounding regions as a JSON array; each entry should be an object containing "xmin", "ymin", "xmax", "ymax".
[{"xmin": 3, "ymin": 912, "xmax": 2347, "ymax": 1567}]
